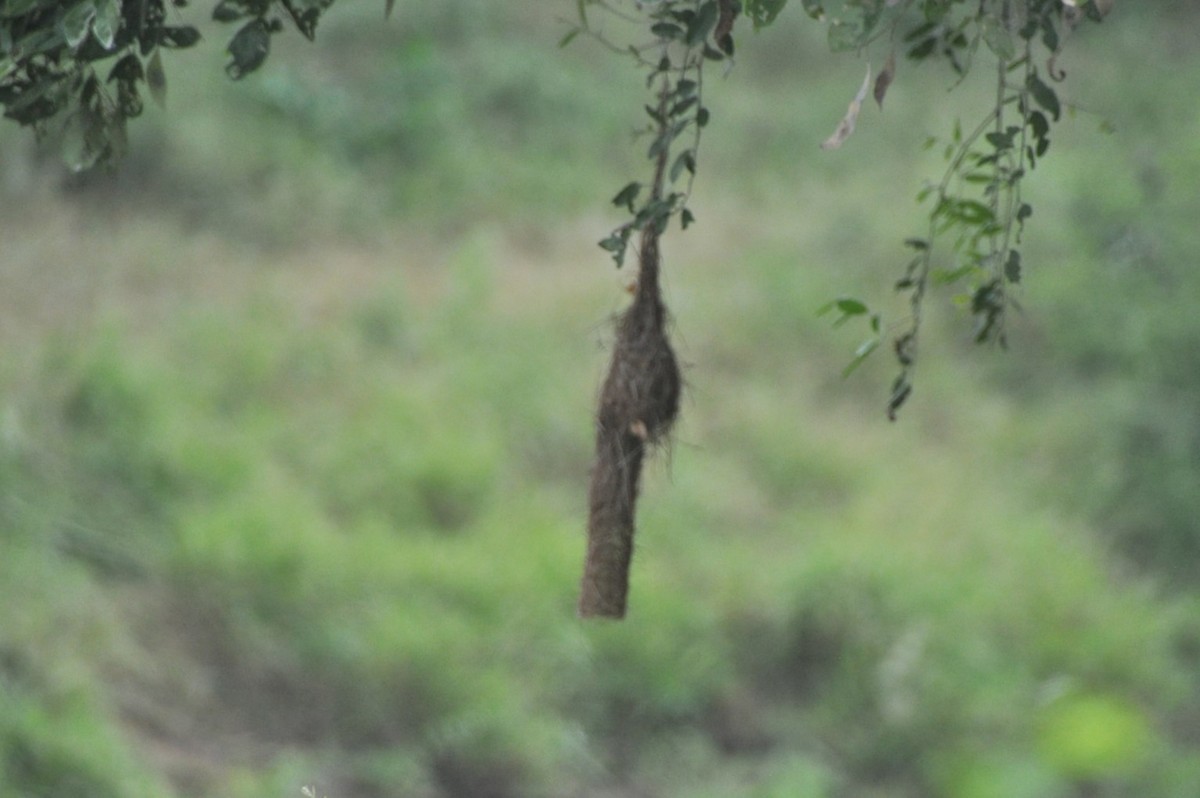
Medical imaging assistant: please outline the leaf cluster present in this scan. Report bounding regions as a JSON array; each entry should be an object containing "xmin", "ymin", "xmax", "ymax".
[
  {"xmin": 803, "ymin": 0, "xmax": 1112, "ymax": 418},
  {"xmin": 213, "ymin": 0, "xmax": 336, "ymax": 79},
  {"xmin": 567, "ymin": 1, "xmax": 739, "ymax": 267},
  {"xmin": 598, "ymin": 64, "xmax": 708, "ymax": 267},
  {"xmin": 0, "ymin": 0, "xmax": 199, "ymax": 167},
  {"xmin": 0, "ymin": 0, "xmax": 386, "ymax": 169}
]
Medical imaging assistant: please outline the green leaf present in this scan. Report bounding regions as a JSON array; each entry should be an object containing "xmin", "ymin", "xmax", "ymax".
[
  {"xmin": 981, "ymin": 18, "xmax": 1014, "ymax": 60},
  {"xmin": 1004, "ymin": 249, "xmax": 1021, "ymax": 283},
  {"xmin": 89, "ymin": 0, "xmax": 121, "ymax": 49},
  {"xmin": 611, "ymin": 181, "xmax": 641, "ymax": 213},
  {"xmin": 836, "ymin": 297, "xmax": 868, "ymax": 315},
  {"xmin": 887, "ymin": 376, "xmax": 911, "ymax": 421},
  {"xmin": 159, "ymin": 25, "xmax": 201, "ymax": 48},
  {"xmin": 668, "ymin": 7, "xmax": 696, "ymax": 25},
  {"xmin": 907, "ymin": 37, "xmax": 937, "ymax": 60},
  {"xmin": 225, "ymin": 18, "xmax": 270, "ymax": 79},
  {"xmin": 599, "ymin": 233, "xmax": 624, "ymax": 252},
  {"xmin": 950, "ymin": 199, "xmax": 994, "ymax": 224},
  {"xmin": 985, "ymin": 130, "xmax": 1013, "ymax": 150},
  {"xmin": 669, "ymin": 150, "xmax": 695, "ymax": 183},
  {"xmin": 820, "ymin": 296, "xmax": 870, "ymax": 327},
  {"xmin": 60, "ymin": 2, "xmax": 97, "ymax": 50},
  {"xmin": 843, "ymin": 337, "xmax": 880, "ymax": 377},
  {"xmin": 644, "ymin": 103, "xmax": 667, "ymax": 125},
  {"xmin": 650, "ymin": 22, "xmax": 684, "ymax": 40},
  {"xmin": 1028, "ymin": 109, "xmax": 1050, "ymax": 142},
  {"xmin": 281, "ymin": 0, "xmax": 322, "ymax": 41},
  {"xmin": 1040, "ymin": 20, "xmax": 1059, "ymax": 52},
  {"xmin": 669, "ymin": 96, "xmax": 698, "ymax": 117},
  {"xmin": 599, "ymin": 231, "xmax": 629, "ymax": 267},
  {"xmin": 212, "ymin": 0, "xmax": 245, "ymax": 22},
  {"xmin": 685, "ymin": 0, "xmax": 719, "ymax": 46},
  {"xmin": 970, "ymin": 279, "xmax": 1000, "ymax": 314},
  {"xmin": 1027, "ymin": 73, "xmax": 1060, "ymax": 121},
  {"xmin": 681, "ymin": 207, "xmax": 695, "ymax": 230},
  {"xmin": 385, "ymin": 0, "xmax": 396, "ymax": 19},
  {"xmin": 105, "ymin": 51, "xmax": 141, "ymax": 82}
]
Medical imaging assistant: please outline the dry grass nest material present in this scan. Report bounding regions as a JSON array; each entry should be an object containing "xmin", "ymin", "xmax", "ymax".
[{"xmin": 579, "ymin": 225, "xmax": 681, "ymax": 618}]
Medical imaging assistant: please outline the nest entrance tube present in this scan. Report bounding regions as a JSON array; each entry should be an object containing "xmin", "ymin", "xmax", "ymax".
[{"xmin": 578, "ymin": 225, "xmax": 681, "ymax": 619}]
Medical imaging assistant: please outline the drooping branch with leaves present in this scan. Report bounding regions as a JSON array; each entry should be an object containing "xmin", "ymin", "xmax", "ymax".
[
  {"xmin": 0, "ymin": 0, "xmax": 1114, "ymax": 618},
  {"xmin": 811, "ymin": 0, "xmax": 1113, "ymax": 419},
  {"xmin": 0, "ymin": 0, "xmax": 351, "ymax": 169},
  {"xmin": 569, "ymin": 0, "xmax": 1113, "ymax": 615}
]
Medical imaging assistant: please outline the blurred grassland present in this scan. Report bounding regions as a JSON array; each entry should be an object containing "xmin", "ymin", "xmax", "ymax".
[{"xmin": 3, "ymin": 2, "xmax": 1200, "ymax": 797}]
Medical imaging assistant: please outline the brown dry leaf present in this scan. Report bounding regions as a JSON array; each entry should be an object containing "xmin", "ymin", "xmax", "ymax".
[
  {"xmin": 874, "ymin": 50, "xmax": 895, "ymax": 109},
  {"xmin": 821, "ymin": 65, "xmax": 871, "ymax": 151},
  {"xmin": 715, "ymin": 0, "xmax": 738, "ymax": 55}
]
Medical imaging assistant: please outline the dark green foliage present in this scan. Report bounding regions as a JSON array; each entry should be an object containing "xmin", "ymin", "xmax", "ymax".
[
  {"xmin": 568, "ymin": 1, "xmax": 731, "ymax": 268},
  {"xmin": 0, "ymin": 0, "xmax": 204, "ymax": 166},
  {"xmin": 0, "ymin": 0, "xmax": 377, "ymax": 167},
  {"xmin": 811, "ymin": 0, "xmax": 1108, "ymax": 417},
  {"xmin": 224, "ymin": 17, "xmax": 271, "ymax": 78}
]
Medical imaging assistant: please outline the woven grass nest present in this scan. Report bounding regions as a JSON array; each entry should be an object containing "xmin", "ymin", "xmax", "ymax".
[{"xmin": 578, "ymin": 223, "xmax": 681, "ymax": 618}]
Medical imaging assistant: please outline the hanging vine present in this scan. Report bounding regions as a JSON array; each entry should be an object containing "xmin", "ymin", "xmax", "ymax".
[{"xmin": 810, "ymin": 0, "xmax": 1112, "ymax": 419}]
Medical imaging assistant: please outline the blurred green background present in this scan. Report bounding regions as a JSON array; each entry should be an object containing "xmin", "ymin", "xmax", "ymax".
[{"xmin": 3, "ymin": 2, "xmax": 1200, "ymax": 797}]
